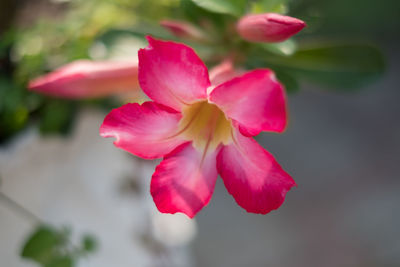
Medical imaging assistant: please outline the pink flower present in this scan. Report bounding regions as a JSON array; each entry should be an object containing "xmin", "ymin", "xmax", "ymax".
[
  {"xmin": 29, "ymin": 60, "xmax": 139, "ymax": 99},
  {"xmin": 160, "ymin": 20, "xmax": 206, "ymax": 41},
  {"xmin": 237, "ymin": 13, "xmax": 306, "ymax": 43},
  {"xmin": 100, "ymin": 37, "xmax": 296, "ymax": 218}
]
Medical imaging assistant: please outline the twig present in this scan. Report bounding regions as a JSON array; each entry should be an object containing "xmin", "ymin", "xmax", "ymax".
[{"xmin": 0, "ymin": 191, "xmax": 42, "ymax": 224}]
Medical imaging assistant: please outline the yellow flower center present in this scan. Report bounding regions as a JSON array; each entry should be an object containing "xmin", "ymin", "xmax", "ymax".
[{"xmin": 178, "ymin": 101, "xmax": 233, "ymax": 151}]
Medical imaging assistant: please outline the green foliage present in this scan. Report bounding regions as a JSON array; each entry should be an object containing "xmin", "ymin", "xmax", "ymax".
[
  {"xmin": 21, "ymin": 227, "xmax": 69, "ymax": 265},
  {"xmin": 260, "ymin": 39, "xmax": 297, "ymax": 56},
  {"xmin": 189, "ymin": 0, "xmax": 247, "ymax": 16},
  {"xmin": 247, "ymin": 42, "xmax": 385, "ymax": 90},
  {"xmin": 95, "ymin": 24, "xmax": 172, "ymax": 57},
  {"xmin": 290, "ymin": 0, "xmax": 400, "ymax": 37},
  {"xmin": 274, "ymin": 70, "xmax": 300, "ymax": 93},
  {"xmin": 82, "ymin": 235, "xmax": 98, "ymax": 253},
  {"xmin": 180, "ymin": 0, "xmax": 232, "ymax": 35},
  {"xmin": 39, "ymin": 100, "xmax": 77, "ymax": 136},
  {"xmin": 46, "ymin": 257, "xmax": 73, "ymax": 267},
  {"xmin": 0, "ymin": 0, "xmax": 387, "ymax": 144},
  {"xmin": 0, "ymin": 77, "xmax": 29, "ymax": 143},
  {"xmin": 251, "ymin": 0, "xmax": 289, "ymax": 14},
  {"xmin": 2, "ymin": 0, "xmax": 164, "ymax": 143},
  {"xmin": 21, "ymin": 225, "xmax": 98, "ymax": 267}
]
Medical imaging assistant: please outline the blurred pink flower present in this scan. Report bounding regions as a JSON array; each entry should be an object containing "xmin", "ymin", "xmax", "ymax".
[
  {"xmin": 237, "ymin": 13, "xmax": 306, "ymax": 43},
  {"xmin": 29, "ymin": 60, "xmax": 139, "ymax": 99},
  {"xmin": 100, "ymin": 37, "xmax": 295, "ymax": 218},
  {"xmin": 160, "ymin": 20, "xmax": 206, "ymax": 41}
]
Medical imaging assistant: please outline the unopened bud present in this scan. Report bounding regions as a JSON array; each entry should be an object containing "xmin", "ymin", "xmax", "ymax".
[
  {"xmin": 237, "ymin": 13, "xmax": 306, "ymax": 43},
  {"xmin": 29, "ymin": 60, "xmax": 139, "ymax": 99}
]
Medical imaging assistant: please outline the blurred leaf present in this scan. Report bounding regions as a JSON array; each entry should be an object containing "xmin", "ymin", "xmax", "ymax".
[
  {"xmin": 39, "ymin": 100, "xmax": 77, "ymax": 136},
  {"xmin": 180, "ymin": 0, "xmax": 231, "ymax": 34},
  {"xmin": 251, "ymin": 0, "xmax": 289, "ymax": 14},
  {"xmin": 97, "ymin": 24, "xmax": 173, "ymax": 47},
  {"xmin": 0, "ymin": 29, "xmax": 16, "ymax": 58},
  {"xmin": 181, "ymin": 0, "xmax": 216, "ymax": 22},
  {"xmin": 249, "ymin": 42, "xmax": 385, "ymax": 90},
  {"xmin": 21, "ymin": 226, "xmax": 63, "ymax": 264},
  {"xmin": 189, "ymin": 0, "xmax": 247, "ymax": 16},
  {"xmin": 95, "ymin": 25, "xmax": 214, "ymax": 62},
  {"xmin": 93, "ymin": 28, "xmax": 148, "ymax": 60},
  {"xmin": 0, "ymin": 105, "xmax": 28, "ymax": 133},
  {"xmin": 21, "ymin": 225, "xmax": 98, "ymax": 267},
  {"xmin": 290, "ymin": 0, "xmax": 400, "ymax": 37},
  {"xmin": 275, "ymin": 70, "xmax": 300, "ymax": 93},
  {"xmin": 46, "ymin": 257, "xmax": 73, "ymax": 267},
  {"xmin": 260, "ymin": 39, "xmax": 297, "ymax": 56},
  {"xmin": 0, "ymin": 77, "xmax": 29, "ymax": 143},
  {"xmin": 82, "ymin": 235, "xmax": 97, "ymax": 253},
  {"xmin": 97, "ymin": 29, "xmax": 145, "ymax": 47},
  {"xmin": 0, "ymin": 77, "xmax": 23, "ymax": 112}
]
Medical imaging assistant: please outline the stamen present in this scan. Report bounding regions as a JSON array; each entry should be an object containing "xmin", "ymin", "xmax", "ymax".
[
  {"xmin": 166, "ymin": 103, "xmax": 205, "ymax": 139},
  {"xmin": 200, "ymin": 107, "xmax": 220, "ymax": 165},
  {"xmin": 176, "ymin": 101, "xmax": 233, "ymax": 151}
]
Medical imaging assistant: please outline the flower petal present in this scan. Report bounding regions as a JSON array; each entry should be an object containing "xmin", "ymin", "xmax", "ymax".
[
  {"xmin": 100, "ymin": 102, "xmax": 186, "ymax": 159},
  {"xmin": 151, "ymin": 143, "xmax": 219, "ymax": 218},
  {"xmin": 209, "ymin": 69, "xmax": 287, "ymax": 136},
  {"xmin": 217, "ymin": 130, "xmax": 296, "ymax": 214},
  {"xmin": 208, "ymin": 59, "xmax": 244, "ymax": 87},
  {"xmin": 29, "ymin": 60, "xmax": 139, "ymax": 99},
  {"xmin": 138, "ymin": 36, "xmax": 210, "ymax": 111}
]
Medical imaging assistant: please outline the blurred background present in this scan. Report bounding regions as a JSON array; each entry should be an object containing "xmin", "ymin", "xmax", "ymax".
[{"xmin": 1, "ymin": 0, "xmax": 399, "ymax": 266}]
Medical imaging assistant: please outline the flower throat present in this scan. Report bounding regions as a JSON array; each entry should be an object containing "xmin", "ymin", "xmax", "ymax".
[{"xmin": 178, "ymin": 101, "xmax": 232, "ymax": 151}]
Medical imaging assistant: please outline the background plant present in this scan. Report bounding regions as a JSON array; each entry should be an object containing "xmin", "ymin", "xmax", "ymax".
[{"xmin": 1, "ymin": 0, "xmax": 396, "ymax": 266}]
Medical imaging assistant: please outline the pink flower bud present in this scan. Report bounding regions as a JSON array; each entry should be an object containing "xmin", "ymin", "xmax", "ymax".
[
  {"xmin": 237, "ymin": 13, "xmax": 306, "ymax": 43},
  {"xmin": 29, "ymin": 60, "xmax": 139, "ymax": 99},
  {"xmin": 160, "ymin": 20, "xmax": 206, "ymax": 41}
]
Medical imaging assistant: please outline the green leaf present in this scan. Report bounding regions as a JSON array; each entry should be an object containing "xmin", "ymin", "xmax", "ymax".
[
  {"xmin": 251, "ymin": 0, "xmax": 289, "ymax": 14},
  {"xmin": 45, "ymin": 257, "xmax": 74, "ymax": 267},
  {"xmin": 96, "ymin": 24, "xmax": 174, "ymax": 47},
  {"xmin": 82, "ymin": 235, "xmax": 97, "ymax": 253},
  {"xmin": 93, "ymin": 28, "xmax": 148, "ymax": 61},
  {"xmin": 39, "ymin": 100, "xmax": 77, "ymax": 136},
  {"xmin": 260, "ymin": 39, "xmax": 297, "ymax": 56},
  {"xmin": 180, "ymin": 0, "xmax": 230, "ymax": 33},
  {"xmin": 21, "ymin": 225, "xmax": 98, "ymax": 266},
  {"xmin": 189, "ymin": 0, "xmax": 247, "ymax": 16},
  {"xmin": 0, "ymin": 77, "xmax": 29, "ymax": 143},
  {"xmin": 95, "ymin": 25, "xmax": 214, "ymax": 63},
  {"xmin": 274, "ymin": 70, "xmax": 299, "ymax": 93},
  {"xmin": 0, "ymin": 29, "xmax": 16, "ymax": 58},
  {"xmin": 21, "ymin": 226, "xmax": 63, "ymax": 264},
  {"xmin": 250, "ymin": 42, "xmax": 385, "ymax": 90}
]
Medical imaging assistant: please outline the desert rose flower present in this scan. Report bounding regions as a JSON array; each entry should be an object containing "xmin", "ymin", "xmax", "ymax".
[
  {"xmin": 29, "ymin": 60, "xmax": 139, "ymax": 99},
  {"xmin": 237, "ymin": 13, "xmax": 306, "ymax": 43},
  {"xmin": 100, "ymin": 37, "xmax": 296, "ymax": 218}
]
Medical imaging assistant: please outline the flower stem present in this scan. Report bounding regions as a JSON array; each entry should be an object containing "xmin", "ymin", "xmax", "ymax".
[{"xmin": 0, "ymin": 190, "xmax": 42, "ymax": 224}]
